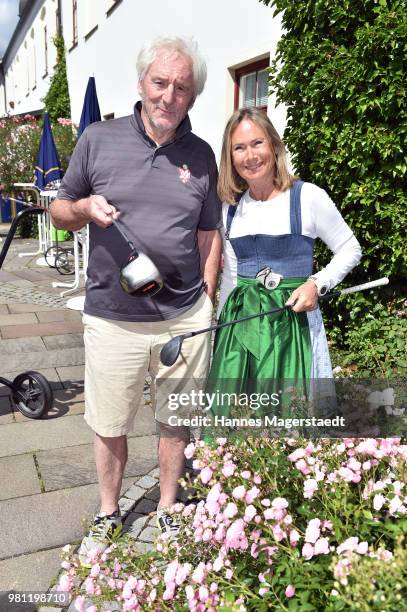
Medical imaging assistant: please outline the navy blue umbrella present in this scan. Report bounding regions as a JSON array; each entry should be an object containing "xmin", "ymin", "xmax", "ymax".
[
  {"xmin": 35, "ymin": 112, "xmax": 63, "ymax": 190},
  {"xmin": 78, "ymin": 76, "xmax": 101, "ymax": 137}
]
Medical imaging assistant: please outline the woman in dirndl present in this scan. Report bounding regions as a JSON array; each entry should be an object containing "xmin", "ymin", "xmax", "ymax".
[{"xmin": 206, "ymin": 108, "xmax": 361, "ymax": 425}]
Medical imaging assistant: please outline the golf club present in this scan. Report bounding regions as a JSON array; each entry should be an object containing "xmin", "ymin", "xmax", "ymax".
[
  {"xmin": 109, "ymin": 216, "xmax": 163, "ymax": 297},
  {"xmin": 160, "ymin": 277, "xmax": 389, "ymax": 367}
]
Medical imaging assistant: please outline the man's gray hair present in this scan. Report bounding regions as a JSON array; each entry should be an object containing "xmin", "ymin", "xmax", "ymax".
[{"xmin": 136, "ymin": 36, "xmax": 207, "ymax": 97}]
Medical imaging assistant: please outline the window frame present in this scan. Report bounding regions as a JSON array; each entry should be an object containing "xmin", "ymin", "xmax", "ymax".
[{"xmin": 234, "ymin": 58, "xmax": 270, "ymax": 111}]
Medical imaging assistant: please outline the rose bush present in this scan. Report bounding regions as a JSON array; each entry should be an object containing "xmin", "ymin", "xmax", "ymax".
[
  {"xmin": 0, "ymin": 114, "xmax": 77, "ymax": 194},
  {"xmin": 58, "ymin": 437, "xmax": 406, "ymax": 610}
]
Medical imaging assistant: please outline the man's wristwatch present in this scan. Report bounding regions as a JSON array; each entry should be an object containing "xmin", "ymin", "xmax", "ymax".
[{"xmin": 307, "ymin": 275, "xmax": 329, "ymax": 296}]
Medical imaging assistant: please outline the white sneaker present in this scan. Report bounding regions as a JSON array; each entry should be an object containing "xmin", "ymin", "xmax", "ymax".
[
  {"xmin": 78, "ymin": 509, "xmax": 122, "ymax": 567},
  {"xmin": 156, "ymin": 508, "xmax": 181, "ymax": 538}
]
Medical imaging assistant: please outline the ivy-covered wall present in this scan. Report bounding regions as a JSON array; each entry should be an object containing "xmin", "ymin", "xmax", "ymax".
[{"xmin": 262, "ymin": 0, "xmax": 406, "ymax": 374}]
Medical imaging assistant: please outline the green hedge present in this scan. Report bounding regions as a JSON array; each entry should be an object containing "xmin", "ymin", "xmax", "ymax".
[{"xmin": 262, "ymin": 0, "xmax": 406, "ymax": 374}]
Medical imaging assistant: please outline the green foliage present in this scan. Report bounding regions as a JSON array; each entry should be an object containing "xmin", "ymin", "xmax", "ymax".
[
  {"xmin": 339, "ymin": 296, "xmax": 407, "ymax": 376},
  {"xmin": 262, "ymin": 0, "xmax": 407, "ymax": 373},
  {"xmin": 43, "ymin": 36, "xmax": 71, "ymax": 121}
]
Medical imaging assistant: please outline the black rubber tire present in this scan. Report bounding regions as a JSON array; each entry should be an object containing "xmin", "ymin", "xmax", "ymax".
[
  {"xmin": 11, "ymin": 371, "xmax": 53, "ymax": 419},
  {"xmin": 44, "ymin": 245, "xmax": 59, "ymax": 268},
  {"xmin": 55, "ymin": 249, "xmax": 75, "ymax": 275}
]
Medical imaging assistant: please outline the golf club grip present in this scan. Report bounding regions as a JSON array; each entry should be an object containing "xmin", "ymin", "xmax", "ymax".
[
  {"xmin": 319, "ymin": 277, "xmax": 389, "ymax": 302},
  {"xmin": 339, "ymin": 277, "xmax": 389, "ymax": 295}
]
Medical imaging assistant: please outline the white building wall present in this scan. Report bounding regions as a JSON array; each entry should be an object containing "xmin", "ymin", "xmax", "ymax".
[
  {"xmin": 61, "ymin": 0, "xmax": 285, "ymax": 157},
  {"xmin": 2, "ymin": 0, "xmax": 59, "ymax": 116}
]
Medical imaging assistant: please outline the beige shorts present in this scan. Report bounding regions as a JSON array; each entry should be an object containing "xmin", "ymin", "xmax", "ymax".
[{"xmin": 83, "ymin": 292, "xmax": 213, "ymax": 437}]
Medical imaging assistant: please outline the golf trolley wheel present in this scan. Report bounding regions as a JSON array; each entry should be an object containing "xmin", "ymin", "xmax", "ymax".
[
  {"xmin": 44, "ymin": 245, "xmax": 59, "ymax": 268},
  {"xmin": 11, "ymin": 371, "xmax": 53, "ymax": 419},
  {"xmin": 55, "ymin": 248, "xmax": 75, "ymax": 275}
]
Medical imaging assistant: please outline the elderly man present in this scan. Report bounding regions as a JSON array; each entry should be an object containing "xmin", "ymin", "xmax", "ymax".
[{"xmin": 50, "ymin": 36, "xmax": 221, "ymax": 563}]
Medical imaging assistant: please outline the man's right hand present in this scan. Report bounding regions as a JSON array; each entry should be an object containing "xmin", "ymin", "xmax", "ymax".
[{"xmin": 76, "ymin": 195, "xmax": 120, "ymax": 228}]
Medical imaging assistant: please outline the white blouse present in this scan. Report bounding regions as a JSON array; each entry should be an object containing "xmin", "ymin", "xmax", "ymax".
[{"xmin": 218, "ymin": 182, "xmax": 362, "ymax": 312}]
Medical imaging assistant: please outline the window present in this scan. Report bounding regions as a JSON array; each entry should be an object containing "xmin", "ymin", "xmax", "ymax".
[
  {"xmin": 234, "ymin": 59, "xmax": 270, "ymax": 111},
  {"xmin": 72, "ymin": 0, "xmax": 78, "ymax": 46},
  {"xmin": 43, "ymin": 26, "xmax": 48, "ymax": 76}
]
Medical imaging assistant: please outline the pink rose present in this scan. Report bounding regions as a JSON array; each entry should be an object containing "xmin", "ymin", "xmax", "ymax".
[
  {"xmin": 245, "ymin": 486, "xmax": 260, "ymax": 503},
  {"xmin": 305, "ymin": 518, "xmax": 321, "ymax": 544},
  {"xmin": 285, "ymin": 585, "xmax": 296, "ymax": 598},
  {"xmin": 303, "ymin": 478, "xmax": 318, "ymax": 499},
  {"xmin": 200, "ymin": 466, "xmax": 213, "ymax": 484},
  {"xmin": 271, "ymin": 497, "xmax": 289, "ymax": 509},
  {"xmin": 232, "ymin": 485, "xmax": 246, "ymax": 500},
  {"xmin": 302, "ymin": 542, "xmax": 314, "ymax": 560},
  {"xmin": 222, "ymin": 462, "xmax": 236, "ymax": 477},
  {"xmin": 224, "ymin": 502, "xmax": 238, "ymax": 518},
  {"xmin": 289, "ymin": 529, "xmax": 300, "ymax": 546},
  {"xmin": 314, "ymin": 537, "xmax": 330, "ymax": 555}
]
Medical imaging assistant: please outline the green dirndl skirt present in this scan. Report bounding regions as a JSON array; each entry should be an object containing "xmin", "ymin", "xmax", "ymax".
[{"xmin": 204, "ymin": 277, "xmax": 313, "ymax": 428}]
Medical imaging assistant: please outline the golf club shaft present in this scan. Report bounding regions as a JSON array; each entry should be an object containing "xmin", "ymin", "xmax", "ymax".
[
  {"xmin": 110, "ymin": 218, "xmax": 135, "ymax": 250},
  {"xmin": 187, "ymin": 277, "xmax": 390, "ymax": 339},
  {"xmin": 9, "ymin": 197, "xmax": 47, "ymax": 211}
]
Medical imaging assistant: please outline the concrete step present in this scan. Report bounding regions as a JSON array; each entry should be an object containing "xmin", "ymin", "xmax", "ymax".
[{"xmin": 0, "ymin": 346, "xmax": 85, "ymax": 373}]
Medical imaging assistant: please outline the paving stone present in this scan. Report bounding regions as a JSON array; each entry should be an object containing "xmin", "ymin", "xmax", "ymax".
[
  {"xmin": 136, "ymin": 474, "xmax": 158, "ymax": 489},
  {"xmin": 0, "ymin": 270, "xmax": 18, "ymax": 282},
  {"xmin": 138, "ymin": 525, "xmax": 159, "ymax": 543},
  {"xmin": 123, "ymin": 484, "xmax": 146, "ymax": 501},
  {"xmin": 0, "ymin": 313, "xmax": 38, "ymax": 326},
  {"xmin": 148, "ymin": 467, "xmax": 160, "ymax": 479},
  {"xmin": 7, "ymin": 279, "xmax": 35, "ymax": 287},
  {"xmin": 118, "ymin": 496, "xmax": 136, "ymax": 514},
  {"xmin": 1, "ymin": 320, "xmax": 84, "ymax": 339},
  {"xmin": 13, "ymin": 269, "xmax": 57, "ymax": 283},
  {"xmin": 8, "ymin": 303, "xmax": 58, "ymax": 313},
  {"xmin": 123, "ymin": 513, "xmax": 148, "ymax": 539},
  {"xmin": 36, "ymin": 435, "xmax": 157, "ymax": 491},
  {"xmin": 0, "ymin": 394, "xmax": 15, "ymax": 425},
  {"xmin": 0, "ymin": 477, "xmax": 135, "ymax": 561},
  {"xmin": 2, "ymin": 347, "xmax": 85, "ymax": 373},
  {"xmin": 36, "ymin": 310, "xmax": 82, "ymax": 323},
  {"xmin": 56, "ymin": 365, "xmax": 84, "ymax": 387},
  {"xmin": 14, "ymin": 394, "xmax": 85, "ymax": 422},
  {"xmin": 0, "ymin": 547, "xmax": 65, "ymax": 593},
  {"xmin": 0, "ymin": 414, "xmax": 95, "ymax": 458},
  {"xmin": 133, "ymin": 498, "xmax": 157, "ymax": 514},
  {"xmin": 42, "ymin": 334, "xmax": 84, "ymax": 350},
  {"xmin": 0, "ymin": 336, "xmax": 46, "ymax": 354},
  {"xmin": 0, "ymin": 454, "xmax": 41, "ymax": 500},
  {"xmin": 53, "ymin": 387, "xmax": 85, "ymax": 404},
  {"xmin": 145, "ymin": 485, "xmax": 160, "ymax": 503}
]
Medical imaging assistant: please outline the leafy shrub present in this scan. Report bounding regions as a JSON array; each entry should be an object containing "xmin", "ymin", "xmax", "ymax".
[
  {"xmin": 59, "ymin": 437, "xmax": 407, "ymax": 610},
  {"xmin": 261, "ymin": 0, "xmax": 406, "ymax": 372},
  {"xmin": 43, "ymin": 36, "xmax": 71, "ymax": 121}
]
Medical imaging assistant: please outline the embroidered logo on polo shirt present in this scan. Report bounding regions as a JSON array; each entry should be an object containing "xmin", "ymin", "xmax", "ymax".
[{"xmin": 178, "ymin": 164, "xmax": 191, "ymax": 184}]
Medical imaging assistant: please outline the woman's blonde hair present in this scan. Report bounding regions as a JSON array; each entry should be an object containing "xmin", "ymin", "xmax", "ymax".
[{"xmin": 218, "ymin": 107, "xmax": 296, "ymax": 203}]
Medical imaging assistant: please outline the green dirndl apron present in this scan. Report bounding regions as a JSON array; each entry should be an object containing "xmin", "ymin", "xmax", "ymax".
[{"xmin": 203, "ymin": 276, "xmax": 313, "ymax": 435}]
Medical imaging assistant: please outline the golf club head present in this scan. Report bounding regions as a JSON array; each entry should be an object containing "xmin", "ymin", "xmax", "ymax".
[
  {"xmin": 119, "ymin": 250, "xmax": 163, "ymax": 297},
  {"xmin": 160, "ymin": 336, "xmax": 183, "ymax": 367}
]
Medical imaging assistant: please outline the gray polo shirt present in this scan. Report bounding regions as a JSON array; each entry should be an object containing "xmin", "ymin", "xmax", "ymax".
[{"xmin": 57, "ymin": 103, "xmax": 221, "ymax": 321}]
